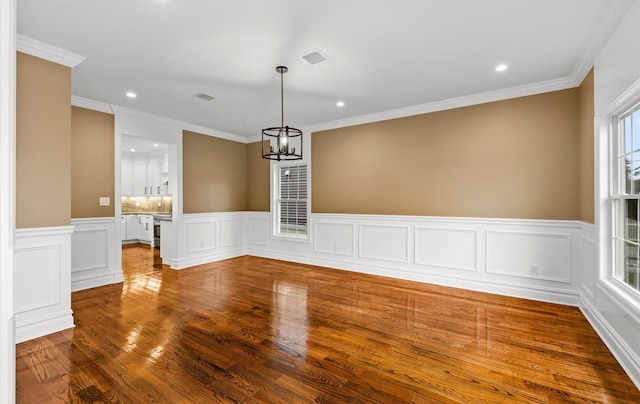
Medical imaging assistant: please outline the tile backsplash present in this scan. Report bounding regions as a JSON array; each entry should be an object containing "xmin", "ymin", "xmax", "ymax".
[{"xmin": 122, "ymin": 196, "xmax": 172, "ymax": 215}]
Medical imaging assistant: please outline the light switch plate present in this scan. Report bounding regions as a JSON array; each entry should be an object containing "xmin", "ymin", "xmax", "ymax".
[{"xmin": 99, "ymin": 197, "xmax": 110, "ymax": 206}]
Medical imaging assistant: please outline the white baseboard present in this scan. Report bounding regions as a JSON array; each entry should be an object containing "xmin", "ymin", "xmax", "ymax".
[
  {"xmin": 14, "ymin": 310, "xmax": 74, "ymax": 344},
  {"xmin": 580, "ymin": 292, "xmax": 640, "ymax": 390}
]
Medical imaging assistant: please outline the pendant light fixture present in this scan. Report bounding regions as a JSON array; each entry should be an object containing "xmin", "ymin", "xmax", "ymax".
[{"xmin": 262, "ymin": 66, "xmax": 303, "ymax": 161}]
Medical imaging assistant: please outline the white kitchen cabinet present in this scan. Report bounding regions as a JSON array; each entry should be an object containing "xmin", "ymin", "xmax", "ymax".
[
  {"xmin": 139, "ymin": 215, "xmax": 153, "ymax": 242},
  {"xmin": 125, "ymin": 214, "xmax": 140, "ymax": 240},
  {"xmin": 147, "ymin": 158, "xmax": 162, "ymax": 195},
  {"xmin": 132, "ymin": 159, "xmax": 148, "ymax": 196}
]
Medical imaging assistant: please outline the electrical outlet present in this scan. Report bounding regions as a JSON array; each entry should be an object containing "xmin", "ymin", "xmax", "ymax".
[
  {"xmin": 530, "ymin": 264, "xmax": 539, "ymax": 275},
  {"xmin": 99, "ymin": 197, "xmax": 110, "ymax": 206}
]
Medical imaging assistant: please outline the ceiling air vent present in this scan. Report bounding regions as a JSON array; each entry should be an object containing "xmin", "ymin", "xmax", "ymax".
[
  {"xmin": 302, "ymin": 51, "xmax": 327, "ymax": 65},
  {"xmin": 193, "ymin": 92, "xmax": 215, "ymax": 101}
]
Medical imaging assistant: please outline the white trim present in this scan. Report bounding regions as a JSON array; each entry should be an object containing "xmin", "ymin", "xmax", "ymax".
[
  {"xmin": 569, "ymin": 0, "xmax": 635, "ymax": 86},
  {"xmin": 111, "ymin": 104, "xmax": 247, "ymax": 144},
  {"xmin": 306, "ymin": 77, "xmax": 577, "ymax": 134},
  {"xmin": 71, "ymin": 95, "xmax": 113, "ymax": 114},
  {"xmin": 14, "ymin": 225, "xmax": 74, "ymax": 343},
  {"xmin": 16, "ymin": 34, "xmax": 85, "ymax": 68},
  {"xmin": 0, "ymin": 0, "xmax": 16, "ymax": 400},
  {"xmin": 580, "ymin": 290, "xmax": 640, "ymax": 390},
  {"xmin": 15, "ymin": 225, "xmax": 74, "ymax": 239}
]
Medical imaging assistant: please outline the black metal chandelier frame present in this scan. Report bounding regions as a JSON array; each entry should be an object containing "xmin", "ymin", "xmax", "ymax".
[{"xmin": 262, "ymin": 66, "xmax": 303, "ymax": 161}]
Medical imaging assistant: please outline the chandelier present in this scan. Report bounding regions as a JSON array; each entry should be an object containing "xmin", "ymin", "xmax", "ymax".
[{"xmin": 262, "ymin": 66, "xmax": 303, "ymax": 161}]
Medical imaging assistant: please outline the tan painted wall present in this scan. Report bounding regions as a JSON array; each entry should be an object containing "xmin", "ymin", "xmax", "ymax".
[
  {"xmin": 183, "ymin": 130, "xmax": 248, "ymax": 213},
  {"xmin": 16, "ymin": 52, "xmax": 71, "ymax": 228},
  {"xmin": 247, "ymin": 141, "xmax": 270, "ymax": 211},
  {"xmin": 578, "ymin": 69, "xmax": 595, "ymax": 224},
  {"xmin": 312, "ymin": 89, "xmax": 580, "ymax": 220},
  {"xmin": 71, "ymin": 106, "xmax": 115, "ymax": 218}
]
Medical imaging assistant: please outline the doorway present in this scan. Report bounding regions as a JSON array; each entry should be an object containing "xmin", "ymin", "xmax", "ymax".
[{"xmin": 120, "ymin": 134, "xmax": 173, "ymax": 279}]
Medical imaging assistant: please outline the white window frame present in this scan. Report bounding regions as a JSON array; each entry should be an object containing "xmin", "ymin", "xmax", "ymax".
[
  {"xmin": 599, "ymin": 79, "xmax": 640, "ymax": 313},
  {"xmin": 612, "ymin": 101, "xmax": 640, "ymax": 296},
  {"xmin": 272, "ymin": 162, "xmax": 310, "ymax": 241}
]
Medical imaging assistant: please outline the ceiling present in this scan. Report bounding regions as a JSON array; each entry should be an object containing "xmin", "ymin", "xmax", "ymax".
[{"xmin": 17, "ymin": 0, "xmax": 626, "ymax": 139}]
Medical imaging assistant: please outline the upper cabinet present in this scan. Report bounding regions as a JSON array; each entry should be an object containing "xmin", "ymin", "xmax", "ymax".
[{"xmin": 122, "ymin": 153, "xmax": 169, "ymax": 197}]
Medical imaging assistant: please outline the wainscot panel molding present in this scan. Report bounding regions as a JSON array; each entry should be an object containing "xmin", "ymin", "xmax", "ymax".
[
  {"xmin": 14, "ymin": 225, "xmax": 75, "ymax": 343},
  {"xmin": 580, "ymin": 281, "xmax": 640, "ymax": 390},
  {"xmin": 579, "ymin": 223, "xmax": 596, "ymax": 298},
  {"xmin": 71, "ymin": 217, "xmax": 122, "ymax": 292},
  {"xmin": 173, "ymin": 212, "xmax": 248, "ymax": 269},
  {"xmin": 486, "ymin": 230, "xmax": 572, "ymax": 283},
  {"xmin": 248, "ymin": 213, "xmax": 585, "ymax": 306},
  {"xmin": 247, "ymin": 213, "xmax": 269, "ymax": 247}
]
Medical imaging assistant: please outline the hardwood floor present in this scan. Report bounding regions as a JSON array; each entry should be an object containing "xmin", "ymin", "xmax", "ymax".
[{"xmin": 16, "ymin": 247, "xmax": 640, "ymax": 403}]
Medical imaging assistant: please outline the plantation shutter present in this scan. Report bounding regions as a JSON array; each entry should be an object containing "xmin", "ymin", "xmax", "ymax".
[{"xmin": 278, "ymin": 164, "xmax": 308, "ymax": 235}]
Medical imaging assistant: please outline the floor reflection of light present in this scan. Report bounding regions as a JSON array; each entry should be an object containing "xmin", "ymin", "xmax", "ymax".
[
  {"xmin": 148, "ymin": 345, "xmax": 164, "ymax": 363},
  {"xmin": 273, "ymin": 281, "xmax": 309, "ymax": 356},
  {"xmin": 122, "ymin": 275, "xmax": 162, "ymax": 294},
  {"xmin": 125, "ymin": 326, "xmax": 142, "ymax": 352}
]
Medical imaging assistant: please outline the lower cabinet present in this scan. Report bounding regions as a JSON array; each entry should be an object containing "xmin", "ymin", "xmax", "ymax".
[
  {"xmin": 125, "ymin": 215, "xmax": 139, "ymax": 240},
  {"xmin": 123, "ymin": 214, "xmax": 153, "ymax": 244},
  {"xmin": 139, "ymin": 215, "xmax": 153, "ymax": 242}
]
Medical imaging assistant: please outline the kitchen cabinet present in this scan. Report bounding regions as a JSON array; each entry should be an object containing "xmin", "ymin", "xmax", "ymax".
[
  {"xmin": 123, "ymin": 214, "xmax": 153, "ymax": 243},
  {"xmin": 125, "ymin": 214, "xmax": 139, "ymax": 240},
  {"xmin": 122, "ymin": 155, "xmax": 167, "ymax": 196},
  {"xmin": 132, "ymin": 159, "xmax": 148, "ymax": 196},
  {"xmin": 139, "ymin": 215, "xmax": 153, "ymax": 242},
  {"xmin": 147, "ymin": 158, "xmax": 162, "ymax": 195}
]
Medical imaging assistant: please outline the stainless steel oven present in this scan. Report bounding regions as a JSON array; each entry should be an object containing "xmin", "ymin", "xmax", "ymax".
[{"xmin": 153, "ymin": 217, "xmax": 161, "ymax": 249}]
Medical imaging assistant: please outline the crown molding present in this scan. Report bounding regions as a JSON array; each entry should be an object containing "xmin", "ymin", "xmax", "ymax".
[
  {"xmin": 306, "ymin": 75, "xmax": 577, "ymax": 134},
  {"xmin": 16, "ymin": 35, "xmax": 85, "ymax": 68},
  {"xmin": 71, "ymin": 96, "xmax": 113, "ymax": 114},
  {"xmin": 110, "ymin": 104, "xmax": 248, "ymax": 144},
  {"xmin": 569, "ymin": 0, "xmax": 635, "ymax": 86}
]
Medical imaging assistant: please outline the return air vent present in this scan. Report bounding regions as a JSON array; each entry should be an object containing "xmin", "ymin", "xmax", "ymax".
[
  {"xmin": 193, "ymin": 92, "xmax": 215, "ymax": 101},
  {"xmin": 302, "ymin": 51, "xmax": 327, "ymax": 65}
]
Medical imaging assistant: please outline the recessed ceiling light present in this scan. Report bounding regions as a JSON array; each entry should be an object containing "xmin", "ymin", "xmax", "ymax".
[
  {"xmin": 495, "ymin": 64, "xmax": 508, "ymax": 72},
  {"xmin": 153, "ymin": 143, "xmax": 159, "ymax": 147},
  {"xmin": 130, "ymin": 148, "xmax": 136, "ymax": 152},
  {"xmin": 336, "ymin": 101, "xmax": 345, "ymax": 107},
  {"xmin": 126, "ymin": 92, "xmax": 137, "ymax": 98}
]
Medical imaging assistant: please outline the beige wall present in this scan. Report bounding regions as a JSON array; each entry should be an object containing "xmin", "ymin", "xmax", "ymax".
[
  {"xmin": 578, "ymin": 69, "xmax": 595, "ymax": 224},
  {"xmin": 71, "ymin": 107, "xmax": 115, "ymax": 218},
  {"xmin": 183, "ymin": 130, "xmax": 248, "ymax": 213},
  {"xmin": 247, "ymin": 141, "xmax": 270, "ymax": 211},
  {"xmin": 16, "ymin": 52, "xmax": 71, "ymax": 228},
  {"xmin": 312, "ymin": 89, "xmax": 580, "ymax": 220}
]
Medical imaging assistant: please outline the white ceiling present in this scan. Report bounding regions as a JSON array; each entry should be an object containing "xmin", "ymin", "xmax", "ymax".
[{"xmin": 17, "ymin": 0, "xmax": 627, "ymax": 139}]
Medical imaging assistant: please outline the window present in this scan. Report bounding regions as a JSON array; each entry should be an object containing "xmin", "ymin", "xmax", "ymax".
[
  {"xmin": 613, "ymin": 103, "xmax": 640, "ymax": 294},
  {"xmin": 275, "ymin": 164, "xmax": 308, "ymax": 237}
]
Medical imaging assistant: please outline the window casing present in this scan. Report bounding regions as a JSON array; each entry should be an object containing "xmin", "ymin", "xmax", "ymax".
[
  {"xmin": 613, "ymin": 102, "xmax": 640, "ymax": 294},
  {"xmin": 274, "ymin": 163, "xmax": 308, "ymax": 237}
]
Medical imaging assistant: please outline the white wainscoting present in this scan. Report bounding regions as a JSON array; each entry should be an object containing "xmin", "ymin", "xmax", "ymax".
[
  {"xmin": 173, "ymin": 212, "xmax": 248, "ymax": 269},
  {"xmin": 71, "ymin": 217, "xmax": 122, "ymax": 292},
  {"xmin": 248, "ymin": 213, "xmax": 585, "ymax": 306},
  {"xmin": 14, "ymin": 226, "xmax": 75, "ymax": 343},
  {"xmin": 579, "ymin": 223, "xmax": 596, "ymax": 298}
]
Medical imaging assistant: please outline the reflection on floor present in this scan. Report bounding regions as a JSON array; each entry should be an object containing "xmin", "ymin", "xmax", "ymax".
[{"xmin": 121, "ymin": 243, "xmax": 163, "ymax": 280}]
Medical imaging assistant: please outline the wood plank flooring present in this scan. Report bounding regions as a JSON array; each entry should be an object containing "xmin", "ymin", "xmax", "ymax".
[{"xmin": 16, "ymin": 245, "xmax": 640, "ymax": 403}]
